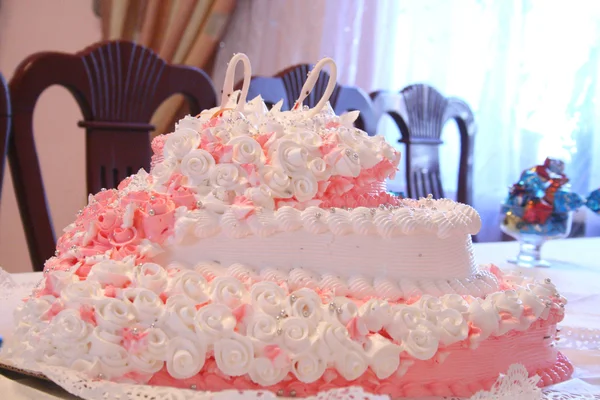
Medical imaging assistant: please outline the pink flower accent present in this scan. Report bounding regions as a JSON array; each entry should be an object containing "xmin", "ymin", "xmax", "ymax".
[
  {"xmin": 346, "ymin": 317, "xmax": 368, "ymax": 341},
  {"xmin": 319, "ymin": 132, "xmax": 339, "ymax": 157},
  {"xmin": 142, "ymin": 193, "xmax": 176, "ymax": 242},
  {"xmin": 151, "ymin": 134, "xmax": 167, "ymax": 156},
  {"xmin": 325, "ymin": 121, "xmax": 341, "ymax": 129},
  {"xmin": 167, "ymin": 175, "xmax": 197, "ymax": 210},
  {"xmin": 42, "ymin": 301, "xmax": 64, "ymax": 320},
  {"xmin": 323, "ymin": 176, "xmax": 354, "ymax": 197},
  {"xmin": 231, "ymin": 196, "xmax": 255, "ymax": 220},
  {"xmin": 255, "ymin": 132, "xmax": 275, "ymax": 149},
  {"xmin": 240, "ymin": 164, "xmax": 261, "ymax": 186},
  {"xmin": 211, "ymin": 142, "xmax": 233, "ymax": 163},
  {"xmin": 159, "ymin": 292, "xmax": 169, "ymax": 303},
  {"xmin": 232, "ymin": 304, "xmax": 252, "ymax": 324},
  {"xmin": 104, "ymin": 285, "xmax": 117, "ymax": 298},
  {"xmin": 122, "ymin": 327, "xmax": 148, "ymax": 354},
  {"xmin": 80, "ymin": 304, "xmax": 97, "ymax": 325}
]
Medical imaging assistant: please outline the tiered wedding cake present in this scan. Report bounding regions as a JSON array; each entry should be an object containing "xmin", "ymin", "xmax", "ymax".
[{"xmin": 7, "ymin": 55, "xmax": 572, "ymax": 398}]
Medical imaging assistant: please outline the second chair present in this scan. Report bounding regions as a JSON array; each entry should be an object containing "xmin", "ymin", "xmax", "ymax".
[{"xmin": 9, "ymin": 40, "xmax": 217, "ymax": 271}]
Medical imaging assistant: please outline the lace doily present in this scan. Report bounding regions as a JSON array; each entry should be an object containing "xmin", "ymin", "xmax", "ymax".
[
  {"xmin": 0, "ymin": 267, "xmax": 41, "ymax": 301},
  {"xmin": 557, "ymin": 326, "xmax": 600, "ymax": 351}
]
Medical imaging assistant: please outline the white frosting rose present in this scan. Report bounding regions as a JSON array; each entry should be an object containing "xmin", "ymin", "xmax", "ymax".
[
  {"xmin": 210, "ymin": 164, "xmax": 242, "ymax": 191},
  {"xmin": 180, "ymin": 149, "xmax": 215, "ymax": 184},
  {"xmin": 308, "ymin": 157, "xmax": 331, "ymax": 182},
  {"xmin": 291, "ymin": 352, "xmax": 327, "ymax": 383},
  {"xmin": 245, "ymin": 185, "xmax": 275, "ymax": 210},
  {"xmin": 248, "ymin": 357, "xmax": 290, "ymax": 386},
  {"xmin": 175, "ymin": 115, "xmax": 203, "ymax": 132},
  {"xmin": 87, "ymin": 260, "xmax": 131, "ymax": 288},
  {"xmin": 47, "ymin": 270, "xmax": 78, "ymax": 295},
  {"xmin": 385, "ymin": 304, "xmax": 424, "ymax": 342},
  {"xmin": 402, "ymin": 320, "xmax": 439, "ymax": 360},
  {"xmin": 467, "ymin": 298, "xmax": 500, "ymax": 343},
  {"xmin": 364, "ymin": 334, "xmax": 402, "ymax": 379},
  {"xmin": 49, "ymin": 309, "xmax": 93, "ymax": 359},
  {"xmin": 291, "ymin": 174, "xmax": 318, "ymax": 202},
  {"xmin": 250, "ymin": 281, "xmax": 286, "ymax": 316},
  {"xmin": 151, "ymin": 158, "xmax": 177, "ymax": 185},
  {"xmin": 129, "ymin": 348, "xmax": 165, "ymax": 376},
  {"xmin": 359, "ymin": 299, "xmax": 391, "ymax": 332},
  {"xmin": 214, "ymin": 333, "xmax": 254, "ymax": 376},
  {"xmin": 166, "ymin": 336, "xmax": 206, "ymax": 379},
  {"xmin": 89, "ymin": 329, "xmax": 131, "ymax": 377},
  {"xmin": 134, "ymin": 263, "xmax": 168, "ymax": 294},
  {"xmin": 262, "ymin": 166, "xmax": 292, "ymax": 198},
  {"xmin": 146, "ymin": 328, "xmax": 169, "ymax": 359},
  {"xmin": 194, "ymin": 303, "xmax": 236, "ymax": 342},
  {"xmin": 275, "ymin": 139, "xmax": 309, "ymax": 176},
  {"xmin": 245, "ymin": 313, "xmax": 278, "ymax": 343},
  {"xmin": 416, "ymin": 295, "xmax": 443, "ymax": 322},
  {"xmin": 60, "ymin": 280, "xmax": 101, "ymax": 307},
  {"xmin": 287, "ymin": 288, "xmax": 323, "ymax": 331},
  {"xmin": 280, "ymin": 317, "xmax": 311, "ymax": 354},
  {"xmin": 437, "ymin": 308, "xmax": 468, "ymax": 346},
  {"xmin": 336, "ymin": 349, "xmax": 368, "ymax": 381},
  {"xmin": 94, "ymin": 298, "xmax": 135, "ymax": 332},
  {"xmin": 168, "ymin": 270, "xmax": 209, "ymax": 304},
  {"xmin": 327, "ymin": 146, "xmax": 361, "ymax": 177},
  {"xmin": 163, "ymin": 128, "xmax": 201, "ymax": 160},
  {"xmin": 162, "ymin": 295, "xmax": 197, "ymax": 340},
  {"xmin": 228, "ymin": 136, "xmax": 264, "ymax": 165},
  {"xmin": 210, "ymin": 276, "xmax": 247, "ymax": 308},
  {"xmin": 337, "ymin": 127, "xmax": 381, "ymax": 168},
  {"xmin": 125, "ymin": 288, "xmax": 165, "ymax": 325}
]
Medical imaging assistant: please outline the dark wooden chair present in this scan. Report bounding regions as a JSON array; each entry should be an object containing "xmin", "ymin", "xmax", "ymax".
[
  {"xmin": 0, "ymin": 74, "xmax": 9, "ymax": 201},
  {"xmin": 245, "ymin": 64, "xmax": 377, "ymax": 136},
  {"xmin": 8, "ymin": 40, "xmax": 217, "ymax": 271},
  {"xmin": 372, "ymin": 84, "xmax": 476, "ymax": 206}
]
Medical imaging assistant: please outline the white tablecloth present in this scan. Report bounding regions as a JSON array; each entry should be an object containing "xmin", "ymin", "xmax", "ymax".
[{"xmin": 1, "ymin": 238, "xmax": 600, "ymax": 398}]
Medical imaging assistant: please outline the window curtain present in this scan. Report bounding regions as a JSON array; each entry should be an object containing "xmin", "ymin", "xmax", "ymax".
[
  {"xmin": 99, "ymin": 0, "xmax": 236, "ymax": 135},
  {"xmin": 215, "ymin": 0, "xmax": 600, "ymax": 241}
]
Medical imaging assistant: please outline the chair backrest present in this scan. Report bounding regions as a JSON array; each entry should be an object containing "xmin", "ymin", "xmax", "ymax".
[
  {"xmin": 8, "ymin": 40, "xmax": 217, "ymax": 271},
  {"xmin": 372, "ymin": 84, "xmax": 476, "ymax": 205},
  {"xmin": 0, "ymin": 74, "xmax": 9, "ymax": 201},
  {"xmin": 245, "ymin": 64, "xmax": 377, "ymax": 136}
]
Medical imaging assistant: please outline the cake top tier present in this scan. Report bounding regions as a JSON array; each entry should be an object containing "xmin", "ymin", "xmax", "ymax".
[{"xmin": 146, "ymin": 55, "xmax": 400, "ymax": 212}]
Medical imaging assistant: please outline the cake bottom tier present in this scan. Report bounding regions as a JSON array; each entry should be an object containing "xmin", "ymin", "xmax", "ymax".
[{"xmin": 148, "ymin": 323, "xmax": 573, "ymax": 398}]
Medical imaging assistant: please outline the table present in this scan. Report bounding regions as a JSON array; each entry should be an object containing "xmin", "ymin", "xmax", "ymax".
[{"xmin": 1, "ymin": 238, "xmax": 600, "ymax": 398}]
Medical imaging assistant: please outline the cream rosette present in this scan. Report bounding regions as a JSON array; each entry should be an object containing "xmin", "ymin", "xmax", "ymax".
[
  {"xmin": 364, "ymin": 334, "xmax": 402, "ymax": 379},
  {"xmin": 60, "ymin": 280, "xmax": 101, "ymax": 308},
  {"xmin": 467, "ymin": 298, "xmax": 500, "ymax": 343},
  {"xmin": 261, "ymin": 165, "xmax": 293, "ymax": 198},
  {"xmin": 166, "ymin": 336, "xmax": 206, "ymax": 379},
  {"xmin": 129, "ymin": 341, "xmax": 165, "ymax": 377},
  {"xmin": 401, "ymin": 320, "xmax": 439, "ymax": 360},
  {"xmin": 193, "ymin": 303, "xmax": 236, "ymax": 343},
  {"xmin": 337, "ymin": 126, "xmax": 381, "ymax": 169},
  {"xmin": 94, "ymin": 297, "xmax": 135, "ymax": 333},
  {"xmin": 210, "ymin": 276, "xmax": 248, "ymax": 308},
  {"xmin": 488, "ymin": 290, "xmax": 527, "ymax": 334},
  {"xmin": 358, "ymin": 299, "xmax": 391, "ymax": 332},
  {"xmin": 284, "ymin": 130, "xmax": 323, "ymax": 156},
  {"xmin": 245, "ymin": 313, "xmax": 279, "ymax": 343},
  {"xmin": 168, "ymin": 269, "xmax": 209, "ymax": 305},
  {"xmin": 162, "ymin": 294, "xmax": 197, "ymax": 340},
  {"xmin": 274, "ymin": 139, "xmax": 309, "ymax": 176},
  {"xmin": 436, "ymin": 308, "xmax": 468, "ymax": 346},
  {"xmin": 134, "ymin": 263, "xmax": 168, "ymax": 294},
  {"xmin": 291, "ymin": 173, "xmax": 318, "ymax": 202},
  {"xmin": 213, "ymin": 333, "xmax": 254, "ymax": 377},
  {"xmin": 89, "ymin": 330, "xmax": 131, "ymax": 378},
  {"xmin": 250, "ymin": 281, "xmax": 287, "ymax": 316},
  {"xmin": 175, "ymin": 115, "xmax": 203, "ymax": 132},
  {"xmin": 322, "ymin": 324, "xmax": 368, "ymax": 381},
  {"xmin": 14, "ymin": 295, "xmax": 56, "ymax": 324},
  {"xmin": 245, "ymin": 185, "xmax": 275, "ymax": 210},
  {"xmin": 325, "ymin": 297, "xmax": 358, "ymax": 326},
  {"xmin": 228, "ymin": 136, "xmax": 265, "ymax": 166},
  {"xmin": 180, "ymin": 149, "xmax": 215, "ymax": 185},
  {"xmin": 291, "ymin": 349, "xmax": 327, "ymax": 383},
  {"xmin": 122, "ymin": 288, "xmax": 165, "ymax": 325},
  {"xmin": 308, "ymin": 157, "xmax": 331, "ymax": 181},
  {"xmin": 145, "ymin": 327, "xmax": 170, "ymax": 360},
  {"xmin": 87, "ymin": 260, "xmax": 132, "ymax": 288},
  {"xmin": 48, "ymin": 309, "xmax": 93, "ymax": 361},
  {"xmin": 385, "ymin": 304, "xmax": 425, "ymax": 342},
  {"xmin": 286, "ymin": 288, "xmax": 323, "ymax": 331},
  {"xmin": 163, "ymin": 128, "xmax": 201, "ymax": 160},
  {"xmin": 249, "ymin": 357, "xmax": 290, "ymax": 386},
  {"xmin": 416, "ymin": 295, "xmax": 443, "ymax": 323},
  {"xmin": 280, "ymin": 316, "xmax": 311, "ymax": 354},
  {"xmin": 326, "ymin": 146, "xmax": 361, "ymax": 178},
  {"xmin": 151, "ymin": 157, "xmax": 177, "ymax": 185},
  {"xmin": 210, "ymin": 163, "xmax": 243, "ymax": 192}
]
